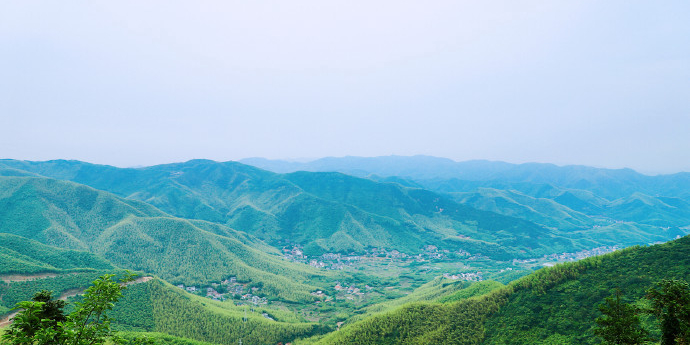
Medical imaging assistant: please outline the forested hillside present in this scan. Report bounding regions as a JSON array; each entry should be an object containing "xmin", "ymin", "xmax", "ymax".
[{"xmin": 0, "ymin": 176, "xmax": 328, "ymax": 302}]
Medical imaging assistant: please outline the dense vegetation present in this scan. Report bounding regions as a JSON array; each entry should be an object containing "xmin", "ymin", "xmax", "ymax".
[
  {"xmin": 0, "ymin": 176, "xmax": 329, "ymax": 302},
  {"xmin": 482, "ymin": 236, "xmax": 690, "ymax": 344},
  {"xmin": 298, "ymin": 288, "xmax": 510, "ymax": 345}
]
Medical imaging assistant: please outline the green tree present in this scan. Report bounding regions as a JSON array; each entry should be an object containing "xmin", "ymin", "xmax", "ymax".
[
  {"xmin": 1, "ymin": 272, "xmax": 151, "ymax": 345},
  {"xmin": 647, "ymin": 279, "xmax": 690, "ymax": 345},
  {"xmin": 593, "ymin": 289, "xmax": 649, "ymax": 345},
  {"xmin": 30, "ymin": 291, "xmax": 67, "ymax": 329},
  {"xmin": 3, "ymin": 290, "xmax": 68, "ymax": 342}
]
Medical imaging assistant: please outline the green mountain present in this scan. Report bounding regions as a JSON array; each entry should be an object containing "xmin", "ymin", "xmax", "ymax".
[
  {"xmin": 446, "ymin": 188, "xmax": 690, "ymax": 248},
  {"xmin": 0, "ymin": 159, "xmax": 581, "ymax": 259},
  {"xmin": 0, "ymin": 176, "xmax": 326, "ymax": 302},
  {"xmin": 300, "ymin": 235, "xmax": 690, "ymax": 345},
  {"xmin": 607, "ymin": 193, "xmax": 690, "ymax": 226},
  {"xmin": 450, "ymin": 188, "xmax": 596, "ymax": 230},
  {"xmin": 450, "ymin": 187, "xmax": 690, "ymax": 229}
]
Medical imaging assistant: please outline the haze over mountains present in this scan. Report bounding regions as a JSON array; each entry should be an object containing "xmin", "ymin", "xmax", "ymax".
[
  {"xmin": 242, "ymin": 155, "xmax": 690, "ymax": 235},
  {"xmin": 241, "ymin": 155, "xmax": 690, "ymax": 199},
  {"xmin": 1, "ymin": 155, "xmax": 689, "ymax": 344}
]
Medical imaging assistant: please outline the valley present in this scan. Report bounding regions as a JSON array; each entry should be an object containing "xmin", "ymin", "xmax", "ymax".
[{"xmin": 1, "ymin": 156, "xmax": 689, "ymax": 344}]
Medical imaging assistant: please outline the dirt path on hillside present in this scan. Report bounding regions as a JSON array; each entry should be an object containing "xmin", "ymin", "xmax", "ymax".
[
  {"xmin": 126, "ymin": 276, "xmax": 154, "ymax": 285},
  {"xmin": 56, "ymin": 276, "xmax": 154, "ymax": 301},
  {"xmin": 0, "ymin": 273, "xmax": 58, "ymax": 283},
  {"xmin": 0, "ymin": 276, "xmax": 154, "ymax": 329},
  {"xmin": 0, "ymin": 311, "xmax": 18, "ymax": 328}
]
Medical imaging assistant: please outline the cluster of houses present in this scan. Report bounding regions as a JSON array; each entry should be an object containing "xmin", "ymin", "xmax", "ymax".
[
  {"xmin": 421, "ymin": 245, "xmax": 450, "ymax": 259},
  {"xmin": 511, "ymin": 245, "xmax": 621, "ymax": 267},
  {"xmin": 282, "ymin": 246, "xmax": 306, "ymax": 260},
  {"xmin": 241, "ymin": 294, "xmax": 268, "ymax": 305},
  {"xmin": 368, "ymin": 245, "xmax": 479, "ymax": 262},
  {"xmin": 365, "ymin": 246, "xmax": 448, "ymax": 262},
  {"xmin": 282, "ymin": 245, "xmax": 362, "ymax": 270},
  {"xmin": 443, "ymin": 272, "xmax": 484, "ymax": 281},
  {"xmin": 366, "ymin": 247, "xmax": 408, "ymax": 259},
  {"xmin": 542, "ymin": 245, "xmax": 620, "ymax": 262},
  {"xmin": 282, "ymin": 243, "xmax": 496, "ymax": 274},
  {"xmin": 175, "ymin": 277, "xmax": 267, "ymax": 305},
  {"xmin": 310, "ymin": 290, "xmax": 333, "ymax": 305},
  {"xmin": 333, "ymin": 282, "xmax": 372, "ymax": 300}
]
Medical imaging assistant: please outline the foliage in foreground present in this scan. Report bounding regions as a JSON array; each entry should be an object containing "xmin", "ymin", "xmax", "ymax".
[
  {"xmin": 592, "ymin": 279, "xmax": 690, "ymax": 345},
  {"xmin": 592, "ymin": 290, "xmax": 650, "ymax": 345},
  {"xmin": 646, "ymin": 279, "xmax": 690, "ymax": 345},
  {"xmin": 1, "ymin": 272, "xmax": 150, "ymax": 345}
]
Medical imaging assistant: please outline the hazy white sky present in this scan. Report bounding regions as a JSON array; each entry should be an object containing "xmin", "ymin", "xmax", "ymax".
[{"xmin": 1, "ymin": 1, "xmax": 688, "ymax": 173}]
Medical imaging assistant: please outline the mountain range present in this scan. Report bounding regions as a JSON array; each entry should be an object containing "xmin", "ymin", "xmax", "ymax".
[
  {"xmin": 3, "ymin": 158, "xmax": 685, "ymax": 259},
  {"xmin": 241, "ymin": 155, "xmax": 690, "ymax": 200},
  {"xmin": 1, "ymin": 155, "xmax": 689, "ymax": 344}
]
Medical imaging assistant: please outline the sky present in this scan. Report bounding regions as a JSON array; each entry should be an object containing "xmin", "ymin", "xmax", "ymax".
[{"xmin": 1, "ymin": 1, "xmax": 689, "ymax": 174}]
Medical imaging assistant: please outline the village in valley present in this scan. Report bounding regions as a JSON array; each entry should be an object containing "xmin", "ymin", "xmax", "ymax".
[
  {"xmin": 171, "ymin": 242, "xmax": 623, "ymax": 323},
  {"xmin": 280, "ymin": 242, "xmax": 620, "ymax": 281},
  {"xmin": 176, "ymin": 276, "xmax": 268, "ymax": 306}
]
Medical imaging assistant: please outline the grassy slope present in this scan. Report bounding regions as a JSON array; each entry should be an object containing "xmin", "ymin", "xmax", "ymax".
[
  {"xmin": 349, "ymin": 279, "xmax": 504, "ymax": 325},
  {"xmin": 0, "ymin": 176, "xmax": 327, "ymax": 302}
]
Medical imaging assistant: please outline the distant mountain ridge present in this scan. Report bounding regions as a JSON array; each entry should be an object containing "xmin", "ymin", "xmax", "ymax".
[
  {"xmin": 241, "ymin": 155, "xmax": 690, "ymax": 231},
  {"xmin": 240, "ymin": 155, "xmax": 690, "ymax": 201}
]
